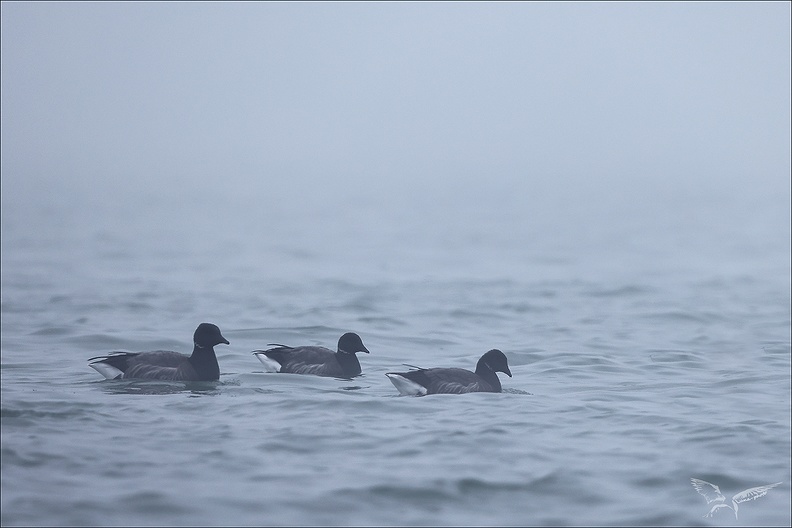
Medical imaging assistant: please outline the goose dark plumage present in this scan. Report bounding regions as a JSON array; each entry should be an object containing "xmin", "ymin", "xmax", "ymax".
[
  {"xmin": 386, "ymin": 349, "xmax": 512, "ymax": 396},
  {"xmin": 88, "ymin": 323, "xmax": 229, "ymax": 381},
  {"xmin": 252, "ymin": 332, "xmax": 369, "ymax": 378}
]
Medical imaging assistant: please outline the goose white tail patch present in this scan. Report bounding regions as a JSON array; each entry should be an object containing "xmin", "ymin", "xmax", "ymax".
[
  {"xmin": 386, "ymin": 373, "xmax": 428, "ymax": 396},
  {"xmin": 253, "ymin": 352, "xmax": 282, "ymax": 373},
  {"xmin": 89, "ymin": 362, "xmax": 124, "ymax": 380}
]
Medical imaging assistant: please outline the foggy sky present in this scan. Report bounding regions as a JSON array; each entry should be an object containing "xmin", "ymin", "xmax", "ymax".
[{"xmin": 1, "ymin": 2, "xmax": 790, "ymax": 228}]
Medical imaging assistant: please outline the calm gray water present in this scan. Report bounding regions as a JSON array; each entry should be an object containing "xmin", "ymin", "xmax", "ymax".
[{"xmin": 1, "ymin": 184, "xmax": 790, "ymax": 527}]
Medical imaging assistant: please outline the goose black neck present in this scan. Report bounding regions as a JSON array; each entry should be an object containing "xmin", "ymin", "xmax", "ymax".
[
  {"xmin": 335, "ymin": 351, "xmax": 362, "ymax": 377},
  {"xmin": 475, "ymin": 361, "xmax": 502, "ymax": 392},
  {"xmin": 189, "ymin": 344, "xmax": 220, "ymax": 381}
]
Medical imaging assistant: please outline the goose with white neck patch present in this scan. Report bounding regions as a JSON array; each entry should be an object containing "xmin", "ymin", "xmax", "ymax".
[
  {"xmin": 88, "ymin": 323, "xmax": 229, "ymax": 381},
  {"xmin": 253, "ymin": 332, "xmax": 370, "ymax": 378},
  {"xmin": 386, "ymin": 349, "xmax": 512, "ymax": 396}
]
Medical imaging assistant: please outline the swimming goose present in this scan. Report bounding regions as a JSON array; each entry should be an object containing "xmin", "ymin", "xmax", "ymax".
[
  {"xmin": 386, "ymin": 349, "xmax": 512, "ymax": 396},
  {"xmin": 88, "ymin": 323, "xmax": 229, "ymax": 381},
  {"xmin": 252, "ymin": 332, "xmax": 369, "ymax": 378}
]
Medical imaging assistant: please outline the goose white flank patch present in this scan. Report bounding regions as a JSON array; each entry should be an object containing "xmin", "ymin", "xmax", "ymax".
[
  {"xmin": 386, "ymin": 349, "xmax": 512, "ymax": 396},
  {"xmin": 88, "ymin": 323, "xmax": 229, "ymax": 381},
  {"xmin": 252, "ymin": 332, "xmax": 369, "ymax": 378}
]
